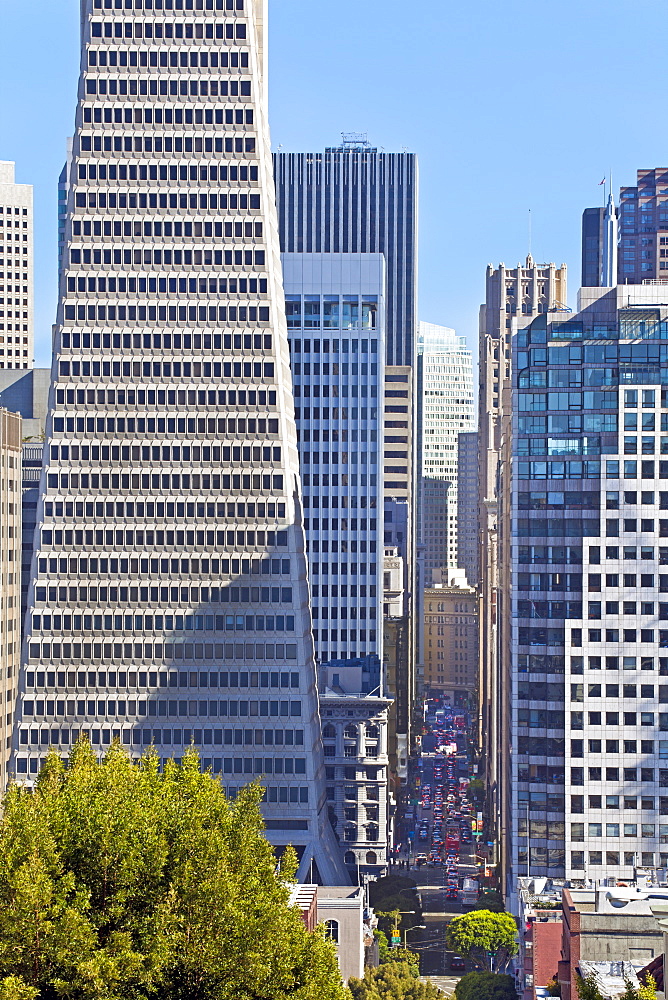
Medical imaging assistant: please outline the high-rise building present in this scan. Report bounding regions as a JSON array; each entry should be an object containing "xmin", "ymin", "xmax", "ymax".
[
  {"xmin": 417, "ymin": 322, "xmax": 474, "ymax": 583},
  {"xmin": 0, "ymin": 162, "xmax": 34, "ymax": 370},
  {"xmin": 274, "ymin": 140, "xmax": 418, "ymax": 368},
  {"xmin": 281, "ymin": 250, "xmax": 389, "ymax": 875},
  {"xmin": 383, "ymin": 366, "xmax": 416, "ymax": 785},
  {"xmin": 618, "ymin": 168, "xmax": 668, "ymax": 284},
  {"xmin": 581, "ymin": 192, "xmax": 618, "ymax": 288},
  {"xmin": 274, "ymin": 140, "xmax": 419, "ymax": 787},
  {"xmin": 457, "ymin": 430, "xmax": 479, "ymax": 588},
  {"xmin": 282, "ymin": 252, "xmax": 384, "ymax": 669},
  {"xmin": 0, "ymin": 368, "xmax": 51, "ymax": 625},
  {"xmin": 320, "ymin": 684, "xmax": 392, "ymax": 880},
  {"xmin": 58, "ymin": 139, "xmax": 74, "ymax": 280},
  {"xmin": 0, "ymin": 409, "xmax": 22, "ymax": 791},
  {"xmin": 581, "ymin": 207, "xmax": 605, "ymax": 289},
  {"xmin": 423, "ymin": 583, "xmax": 477, "ymax": 700},
  {"xmin": 12, "ymin": 0, "xmax": 346, "ymax": 885},
  {"xmin": 508, "ymin": 284, "xmax": 668, "ymax": 903},
  {"xmin": 582, "ymin": 169, "xmax": 668, "ymax": 286},
  {"xmin": 477, "ymin": 255, "xmax": 567, "ymax": 888}
]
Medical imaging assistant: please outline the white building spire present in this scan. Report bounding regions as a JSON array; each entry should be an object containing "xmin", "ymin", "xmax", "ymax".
[{"xmin": 601, "ymin": 178, "xmax": 618, "ymax": 287}]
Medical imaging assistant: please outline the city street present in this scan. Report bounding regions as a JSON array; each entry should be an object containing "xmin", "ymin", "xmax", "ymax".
[{"xmin": 392, "ymin": 703, "xmax": 481, "ymax": 980}]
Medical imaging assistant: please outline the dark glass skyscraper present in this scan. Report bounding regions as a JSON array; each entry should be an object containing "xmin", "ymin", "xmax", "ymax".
[{"xmin": 274, "ymin": 139, "xmax": 418, "ymax": 368}]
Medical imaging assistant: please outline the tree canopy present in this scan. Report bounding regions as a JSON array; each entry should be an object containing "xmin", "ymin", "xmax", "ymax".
[
  {"xmin": 368, "ymin": 876, "xmax": 422, "ymax": 935},
  {"xmin": 470, "ymin": 891, "xmax": 505, "ymax": 914},
  {"xmin": 0, "ymin": 740, "xmax": 347, "ymax": 1000},
  {"xmin": 348, "ymin": 961, "xmax": 442, "ymax": 1000},
  {"xmin": 576, "ymin": 974, "xmax": 657, "ymax": 1000},
  {"xmin": 454, "ymin": 971, "xmax": 516, "ymax": 1000},
  {"xmin": 446, "ymin": 911, "xmax": 517, "ymax": 970}
]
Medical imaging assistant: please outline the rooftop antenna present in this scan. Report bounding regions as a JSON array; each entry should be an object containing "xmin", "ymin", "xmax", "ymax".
[
  {"xmin": 528, "ymin": 209, "xmax": 532, "ymax": 257},
  {"xmin": 341, "ymin": 132, "xmax": 370, "ymax": 150}
]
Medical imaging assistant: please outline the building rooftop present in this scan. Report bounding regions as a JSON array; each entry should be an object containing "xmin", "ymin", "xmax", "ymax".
[{"xmin": 318, "ymin": 885, "xmax": 365, "ymax": 902}]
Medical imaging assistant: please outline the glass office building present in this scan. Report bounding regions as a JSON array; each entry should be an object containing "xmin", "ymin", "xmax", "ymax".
[{"xmin": 510, "ymin": 284, "xmax": 668, "ymax": 894}]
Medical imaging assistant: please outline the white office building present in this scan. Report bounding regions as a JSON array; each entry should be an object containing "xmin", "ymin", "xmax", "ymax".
[
  {"xmin": 282, "ymin": 252, "xmax": 389, "ymax": 876},
  {"xmin": 12, "ymin": 0, "xmax": 346, "ymax": 886},
  {"xmin": 0, "ymin": 161, "xmax": 33, "ymax": 370},
  {"xmin": 417, "ymin": 322, "xmax": 474, "ymax": 584}
]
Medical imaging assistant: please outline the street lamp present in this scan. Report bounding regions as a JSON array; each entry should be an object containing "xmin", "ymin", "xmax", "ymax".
[
  {"xmin": 392, "ymin": 910, "xmax": 415, "ymax": 947},
  {"xmin": 404, "ymin": 924, "xmax": 427, "ymax": 947}
]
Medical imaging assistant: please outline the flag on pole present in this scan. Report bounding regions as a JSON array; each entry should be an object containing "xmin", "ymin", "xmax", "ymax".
[{"xmin": 599, "ymin": 178, "xmax": 606, "ymax": 185}]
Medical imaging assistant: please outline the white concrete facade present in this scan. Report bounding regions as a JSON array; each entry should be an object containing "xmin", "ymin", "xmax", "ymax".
[
  {"xmin": 281, "ymin": 251, "xmax": 388, "ymax": 877},
  {"xmin": 281, "ymin": 252, "xmax": 384, "ymax": 669},
  {"xmin": 417, "ymin": 322, "xmax": 474, "ymax": 583},
  {"xmin": 0, "ymin": 162, "xmax": 34, "ymax": 370},
  {"xmin": 12, "ymin": 0, "xmax": 346, "ymax": 885}
]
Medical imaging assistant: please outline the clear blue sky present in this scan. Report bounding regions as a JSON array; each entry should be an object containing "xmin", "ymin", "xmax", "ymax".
[{"xmin": 1, "ymin": 0, "xmax": 666, "ymax": 368}]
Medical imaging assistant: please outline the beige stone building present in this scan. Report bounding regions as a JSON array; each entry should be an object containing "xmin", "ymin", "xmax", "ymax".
[
  {"xmin": 0, "ymin": 408, "xmax": 21, "ymax": 789},
  {"xmin": 383, "ymin": 367, "xmax": 417, "ymax": 784},
  {"xmin": 477, "ymin": 255, "xmax": 566, "ymax": 880},
  {"xmin": 423, "ymin": 584, "xmax": 477, "ymax": 700}
]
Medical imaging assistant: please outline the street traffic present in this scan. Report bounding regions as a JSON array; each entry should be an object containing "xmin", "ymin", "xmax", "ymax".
[{"xmin": 393, "ymin": 699, "xmax": 483, "ymax": 981}]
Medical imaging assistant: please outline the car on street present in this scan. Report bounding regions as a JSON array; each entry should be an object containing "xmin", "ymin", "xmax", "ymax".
[{"xmin": 449, "ymin": 955, "xmax": 466, "ymax": 972}]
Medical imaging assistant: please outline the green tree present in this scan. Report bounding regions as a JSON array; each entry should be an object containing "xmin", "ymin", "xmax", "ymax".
[
  {"xmin": 368, "ymin": 877, "xmax": 422, "ymax": 933},
  {"xmin": 639, "ymin": 975, "xmax": 659, "ymax": 1000},
  {"xmin": 546, "ymin": 975, "xmax": 561, "ymax": 997},
  {"xmin": 446, "ymin": 910, "xmax": 517, "ymax": 971},
  {"xmin": 380, "ymin": 950, "xmax": 419, "ymax": 975},
  {"xmin": 470, "ymin": 891, "xmax": 505, "ymax": 914},
  {"xmin": 575, "ymin": 975, "xmax": 604, "ymax": 1000},
  {"xmin": 454, "ymin": 971, "xmax": 516, "ymax": 1000},
  {"xmin": 0, "ymin": 979, "xmax": 39, "ymax": 1000},
  {"xmin": 374, "ymin": 909, "xmax": 401, "ymax": 939},
  {"xmin": 468, "ymin": 778, "xmax": 484, "ymax": 802},
  {"xmin": 348, "ymin": 962, "xmax": 441, "ymax": 1000},
  {"xmin": 0, "ymin": 740, "xmax": 347, "ymax": 1000},
  {"xmin": 620, "ymin": 977, "xmax": 658, "ymax": 1000}
]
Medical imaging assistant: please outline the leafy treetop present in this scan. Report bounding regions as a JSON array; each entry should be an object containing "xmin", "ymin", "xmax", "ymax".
[
  {"xmin": 0, "ymin": 740, "xmax": 347, "ymax": 1000},
  {"xmin": 454, "ymin": 971, "xmax": 517, "ymax": 1000},
  {"xmin": 446, "ymin": 911, "xmax": 518, "ymax": 970},
  {"xmin": 348, "ymin": 961, "xmax": 442, "ymax": 1000}
]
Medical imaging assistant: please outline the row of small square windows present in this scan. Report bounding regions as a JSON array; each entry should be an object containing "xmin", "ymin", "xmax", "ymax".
[
  {"xmin": 84, "ymin": 103, "xmax": 254, "ymax": 122},
  {"xmin": 35, "ymin": 584, "xmax": 292, "ymax": 604},
  {"xmin": 91, "ymin": 22, "xmax": 247, "ymax": 41},
  {"xmin": 67, "ymin": 275, "xmax": 266, "ymax": 292},
  {"xmin": 94, "ymin": 0, "xmax": 243, "ymax": 9},
  {"xmin": 87, "ymin": 49, "xmax": 248, "ymax": 69},
  {"xmin": 27, "ymin": 641, "xmax": 299, "ymax": 666},
  {"xmin": 76, "ymin": 163, "xmax": 257, "ymax": 181},
  {"xmin": 85, "ymin": 79, "xmax": 251, "ymax": 97},
  {"xmin": 26, "ymin": 670, "xmax": 300, "ymax": 691},
  {"xmin": 0, "ymin": 208, "xmax": 28, "ymax": 216},
  {"xmin": 23, "ymin": 701, "xmax": 305, "ymax": 722},
  {"xmin": 79, "ymin": 136, "xmax": 256, "ymax": 156}
]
